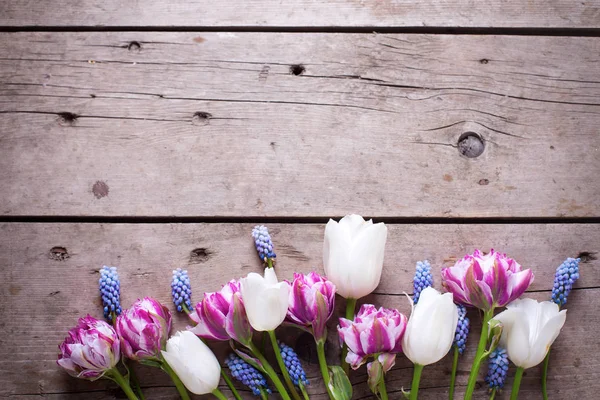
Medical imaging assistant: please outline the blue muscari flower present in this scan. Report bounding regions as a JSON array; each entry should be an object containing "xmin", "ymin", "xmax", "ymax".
[
  {"xmin": 551, "ymin": 257, "xmax": 581, "ymax": 307},
  {"xmin": 453, "ymin": 304, "xmax": 470, "ymax": 355},
  {"xmin": 485, "ymin": 347, "xmax": 509, "ymax": 391},
  {"xmin": 413, "ymin": 260, "xmax": 433, "ymax": 304},
  {"xmin": 171, "ymin": 268, "xmax": 193, "ymax": 313},
  {"xmin": 279, "ymin": 342, "xmax": 309, "ymax": 387},
  {"xmin": 252, "ymin": 225, "xmax": 276, "ymax": 263},
  {"xmin": 225, "ymin": 353, "xmax": 271, "ymax": 396},
  {"xmin": 99, "ymin": 266, "xmax": 122, "ymax": 321}
]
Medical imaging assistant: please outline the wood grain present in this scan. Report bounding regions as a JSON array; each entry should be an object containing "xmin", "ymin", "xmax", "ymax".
[
  {"xmin": 0, "ymin": 223, "xmax": 598, "ymax": 398},
  {"xmin": 1, "ymin": 32, "xmax": 599, "ymax": 218},
  {"xmin": 1, "ymin": 0, "xmax": 600, "ymax": 28}
]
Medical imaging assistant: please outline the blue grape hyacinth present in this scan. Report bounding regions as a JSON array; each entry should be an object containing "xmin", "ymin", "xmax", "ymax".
[
  {"xmin": 551, "ymin": 257, "xmax": 581, "ymax": 307},
  {"xmin": 225, "ymin": 353, "xmax": 271, "ymax": 396},
  {"xmin": 99, "ymin": 266, "xmax": 122, "ymax": 321},
  {"xmin": 485, "ymin": 347, "xmax": 509, "ymax": 391},
  {"xmin": 171, "ymin": 268, "xmax": 192, "ymax": 313},
  {"xmin": 453, "ymin": 304, "xmax": 470, "ymax": 354},
  {"xmin": 413, "ymin": 260, "xmax": 433, "ymax": 304},
  {"xmin": 279, "ymin": 342, "xmax": 309, "ymax": 388},
  {"xmin": 252, "ymin": 225, "xmax": 276, "ymax": 263}
]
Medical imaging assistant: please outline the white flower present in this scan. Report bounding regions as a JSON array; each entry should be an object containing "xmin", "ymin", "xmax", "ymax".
[
  {"xmin": 323, "ymin": 214, "xmax": 388, "ymax": 299},
  {"xmin": 240, "ymin": 267, "xmax": 289, "ymax": 331},
  {"xmin": 494, "ymin": 298, "xmax": 567, "ymax": 369},
  {"xmin": 402, "ymin": 287, "xmax": 459, "ymax": 366},
  {"xmin": 160, "ymin": 331, "xmax": 221, "ymax": 395}
]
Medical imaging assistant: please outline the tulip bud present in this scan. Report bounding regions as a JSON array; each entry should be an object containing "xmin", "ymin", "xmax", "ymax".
[
  {"xmin": 161, "ymin": 331, "xmax": 221, "ymax": 395},
  {"xmin": 240, "ymin": 267, "xmax": 289, "ymax": 332},
  {"xmin": 323, "ymin": 214, "xmax": 387, "ymax": 299},
  {"xmin": 57, "ymin": 315, "xmax": 120, "ymax": 380},
  {"xmin": 487, "ymin": 319, "xmax": 503, "ymax": 354}
]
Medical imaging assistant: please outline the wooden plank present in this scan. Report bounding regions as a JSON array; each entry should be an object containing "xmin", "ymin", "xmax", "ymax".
[
  {"xmin": 1, "ymin": 0, "xmax": 600, "ymax": 28},
  {"xmin": 0, "ymin": 223, "xmax": 598, "ymax": 398},
  {"xmin": 1, "ymin": 32, "xmax": 599, "ymax": 218}
]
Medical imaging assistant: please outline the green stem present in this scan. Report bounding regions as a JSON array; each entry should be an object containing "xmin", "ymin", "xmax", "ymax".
[
  {"xmin": 129, "ymin": 366, "xmax": 146, "ymax": 400},
  {"xmin": 541, "ymin": 349, "xmax": 551, "ymax": 400},
  {"xmin": 260, "ymin": 390, "xmax": 269, "ymax": 400},
  {"xmin": 299, "ymin": 382, "xmax": 310, "ymax": 400},
  {"xmin": 489, "ymin": 388, "xmax": 497, "ymax": 400},
  {"xmin": 108, "ymin": 368, "xmax": 140, "ymax": 400},
  {"xmin": 510, "ymin": 367, "xmax": 525, "ymax": 400},
  {"xmin": 317, "ymin": 340, "xmax": 335, "ymax": 399},
  {"xmin": 464, "ymin": 309, "xmax": 495, "ymax": 400},
  {"xmin": 268, "ymin": 330, "xmax": 302, "ymax": 400},
  {"xmin": 449, "ymin": 346, "xmax": 459, "ymax": 400},
  {"xmin": 249, "ymin": 342, "xmax": 292, "ymax": 400},
  {"xmin": 221, "ymin": 369, "xmax": 242, "ymax": 400},
  {"xmin": 409, "ymin": 364, "xmax": 424, "ymax": 400},
  {"xmin": 378, "ymin": 376, "xmax": 389, "ymax": 400},
  {"xmin": 161, "ymin": 360, "xmax": 191, "ymax": 400},
  {"xmin": 212, "ymin": 388, "xmax": 229, "ymax": 400},
  {"xmin": 341, "ymin": 298, "xmax": 357, "ymax": 374}
]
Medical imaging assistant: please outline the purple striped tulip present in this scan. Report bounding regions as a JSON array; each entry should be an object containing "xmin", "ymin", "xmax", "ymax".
[
  {"xmin": 57, "ymin": 315, "xmax": 120, "ymax": 380},
  {"xmin": 442, "ymin": 249, "xmax": 534, "ymax": 311},
  {"xmin": 189, "ymin": 279, "xmax": 253, "ymax": 347},
  {"xmin": 286, "ymin": 272, "xmax": 336, "ymax": 342},
  {"xmin": 116, "ymin": 297, "xmax": 172, "ymax": 361},
  {"xmin": 337, "ymin": 304, "xmax": 407, "ymax": 371}
]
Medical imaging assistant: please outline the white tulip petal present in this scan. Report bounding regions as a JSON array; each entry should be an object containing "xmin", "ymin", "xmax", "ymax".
[
  {"xmin": 505, "ymin": 309, "xmax": 532, "ymax": 368},
  {"xmin": 264, "ymin": 267, "xmax": 279, "ymax": 285},
  {"xmin": 526, "ymin": 310, "xmax": 567, "ymax": 368}
]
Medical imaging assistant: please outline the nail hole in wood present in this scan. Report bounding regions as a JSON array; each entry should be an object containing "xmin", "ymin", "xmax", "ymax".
[
  {"xmin": 49, "ymin": 246, "xmax": 70, "ymax": 261},
  {"xmin": 577, "ymin": 251, "xmax": 597, "ymax": 263},
  {"xmin": 190, "ymin": 248, "xmax": 212, "ymax": 263},
  {"xmin": 478, "ymin": 179, "xmax": 490, "ymax": 185},
  {"xmin": 290, "ymin": 64, "xmax": 305, "ymax": 76},
  {"xmin": 57, "ymin": 112, "xmax": 78, "ymax": 126},
  {"xmin": 480, "ymin": 58, "xmax": 489, "ymax": 64},
  {"xmin": 458, "ymin": 132, "xmax": 485, "ymax": 158},
  {"xmin": 192, "ymin": 112, "xmax": 212, "ymax": 126},
  {"xmin": 128, "ymin": 41, "xmax": 141, "ymax": 52}
]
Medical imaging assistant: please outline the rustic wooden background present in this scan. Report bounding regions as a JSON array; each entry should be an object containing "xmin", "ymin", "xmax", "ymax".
[{"xmin": 1, "ymin": 2, "xmax": 599, "ymax": 399}]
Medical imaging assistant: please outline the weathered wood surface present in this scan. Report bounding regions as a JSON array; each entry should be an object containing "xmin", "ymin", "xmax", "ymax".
[
  {"xmin": 1, "ymin": 32, "xmax": 599, "ymax": 218},
  {"xmin": 1, "ymin": 0, "xmax": 600, "ymax": 28},
  {"xmin": 0, "ymin": 223, "xmax": 598, "ymax": 399}
]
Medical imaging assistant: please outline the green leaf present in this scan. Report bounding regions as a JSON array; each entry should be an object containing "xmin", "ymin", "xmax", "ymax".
[
  {"xmin": 367, "ymin": 360, "xmax": 384, "ymax": 397},
  {"xmin": 327, "ymin": 365, "xmax": 353, "ymax": 400},
  {"xmin": 139, "ymin": 358, "xmax": 163, "ymax": 369},
  {"xmin": 487, "ymin": 319, "xmax": 504, "ymax": 354}
]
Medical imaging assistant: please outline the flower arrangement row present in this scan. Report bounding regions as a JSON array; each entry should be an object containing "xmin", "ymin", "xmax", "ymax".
[{"xmin": 57, "ymin": 215, "xmax": 580, "ymax": 399}]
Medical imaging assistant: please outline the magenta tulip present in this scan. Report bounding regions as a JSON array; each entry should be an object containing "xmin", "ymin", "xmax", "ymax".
[
  {"xmin": 286, "ymin": 272, "xmax": 336, "ymax": 342},
  {"xmin": 338, "ymin": 304, "xmax": 407, "ymax": 371},
  {"xmin": 441, "ymin": 249, "xmax": 534, "ymax": 311},
  {"xmin": 189, "ymin": 279, "xmax": 253, "ymax": 347},
  {"xmin": 57, "ymin": 315, "xmax": 120, "ymax": 380},
  {"xmin": 116, "ymin": 297, "xmax": 172, "ymax": 361}
]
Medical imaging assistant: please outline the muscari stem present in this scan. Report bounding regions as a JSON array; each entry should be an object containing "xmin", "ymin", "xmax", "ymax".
[
  {"xmin": 220, "ymin": 369, "xmax": 242, "ymax": 400},
  {"xmin": 299, "ymin": 382, "xmax": 310, "ymax": 400},
  {"xmin": 211, "ymin": 388, "xmax": 229, "ymax": 400},
  {"xmin": 464, "ymin": 308, "xmax": 495, "ymax": 400},
  {"xmin": 341, "ymin": 298, "xmax": 357, "ymax": 375},
  {"xmin": 129, "ymin": 365, "xmax": 146, "ymax": 400},
  {"xmin": 541, "ymin": 349, "xmax": 551, "ymax": 400},
  {"xmin": 409, "ymin": 364, "xmax": 424, "ymax": 400},
  {"xmin": 249, "ymin": 341, "xmax": 293, "ymax": 400},
  {"xmin": 489, "ymin": 388, "xmax": 497, "ymax": 400},
  {"xmin": 317, "ymin": 339, "xmax": 335, "ymax": 400},
  {"xmin": 268, "ymin": 330, "xmax": 302, "ymax": 400},
  {"xmin": 378, "ymin": 376, "xmax": 389, "ymax": 400},
  {"xmin": 161, "ymin": 360, "xmax": 191, "ymax": 400},
  {"xmin": 109, "ymin": 368, "xmax": 140, "ymax": 400},
  {"xmin": 449, "ymin": 346, "xmax": 459, "ymax": 400},
  {"xmin": 510, "ymin": 367, "xmax": 525, "ymax": 400}
]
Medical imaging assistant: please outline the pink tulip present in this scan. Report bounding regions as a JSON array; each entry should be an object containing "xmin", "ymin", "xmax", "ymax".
[
  {"xmin": 442, "ymin": 249, "xmax": 534, "ymax": 311},
  {"xmin": 189, "ymin": 279, "xmax": 253, "ymax": 347},
  {"xmin": 57, "ymin": 315, "xmax": 120, "ymax": 380},
  {"xmin": 286, "ymin": 272, "xmax": 336, "ymax": 342},
  {"xmin": 115, "ymin": 297, "xmax": 172, "ymax": 361},
  {"xmin": 337, "ymin": 304, "xmax": 407, "ymax": 371}
]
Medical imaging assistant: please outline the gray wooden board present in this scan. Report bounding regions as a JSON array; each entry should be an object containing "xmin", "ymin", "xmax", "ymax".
[
  {"xmin": 1, "ymin": 33, "xmax": 599, "ymax": 218},
  {"xmin": 1, "ymin": 0, "xmax": 600, "ymax": 28},
  {"xmin": 0, "ymin": 223, "xmax": 598, "ymax": 398}
]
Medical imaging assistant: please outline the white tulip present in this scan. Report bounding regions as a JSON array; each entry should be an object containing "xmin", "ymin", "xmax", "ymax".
[
  {"xmin": 494, "ymin": 298, "xmax": 567, "ymax": 369},
  {"xmin": 161, "ymin": 331, "xmax": 221, "ymax": 395},
  {"xmin": 323, "ymin": 214, "xmax": 388, "ymax": 299},
  {"xmin": 240, "ymin": 267, "xmax": 289, "ymax": 331},
  {"xmin": 402, "ymin": 287, "xmax": 459, "ymax": 366}
]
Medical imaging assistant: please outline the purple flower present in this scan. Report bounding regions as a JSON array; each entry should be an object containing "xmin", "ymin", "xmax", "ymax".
[
  {"xmin": 189, "ymin": 280, "xmax": 253, "ymax": 347},
  {"xmin": 286, "ymin": 272, "xmax": 336, "ymax": 342},
  {"xmin": 115, "ymin": 297, "xmax": 172, "ymax": 361},
  {"xmin": 441, "ymin": 249, "xmax": 534, "ymax": 311},
  {"xmin": 57, "ymin": 315, "xmax": 120, "ymax": 380},
  {"xmin": 337, "ymin": 304, "xmax": 407, "ymax": 371},
  {"xmin": 252, "ymin": 225, "xmax": 276, "ymax": 263}
]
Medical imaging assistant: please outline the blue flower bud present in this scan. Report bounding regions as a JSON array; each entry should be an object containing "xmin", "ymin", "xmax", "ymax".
[
  {"xmin": 551, "ymin": 258, "xmax": 580, "ymax": 306},
  {"xmin": 225, "ymin": 353, "xmax": 271, "ymax": 396},
  {"xmin": 453, "ymin": 304, "xmax": 470, "ymax": 354},
  {"xmin": 251, "ymin": 225, "xmax": 276, "ymax": 263},
  {"xmin": 485, "ymin": 347, "xmax": 509, "ymax": 390},
  {"xmin": 278, "ymin": 342, "xmax": 309, "ymax": 387},
  {"xmin": 413, "ymin": 260, "xmax": 433, "ymax": 304},
  {"xmin": 99, "ymin": 266, "xmax": 121, "ymax": 322},
  {"xmin": 171, "ymin": 268, "xmax": 192, "ymax": 313}
]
